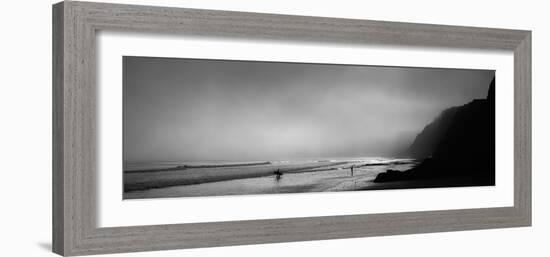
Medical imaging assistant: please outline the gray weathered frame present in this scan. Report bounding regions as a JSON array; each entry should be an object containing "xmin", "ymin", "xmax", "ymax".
[{"xmin": 52, "ymin": 1, "xmax": 531, "ymax": 256}]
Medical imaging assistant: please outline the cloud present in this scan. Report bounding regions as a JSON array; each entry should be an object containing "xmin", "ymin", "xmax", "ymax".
[{"xmin": 123, "ymin": 56, "xmax": 494, "ymax": 162}]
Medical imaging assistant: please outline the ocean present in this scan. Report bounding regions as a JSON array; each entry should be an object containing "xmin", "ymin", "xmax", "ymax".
[{"xmin": 124, "ymin": 157, "xmax": 416, "ymax": 199}]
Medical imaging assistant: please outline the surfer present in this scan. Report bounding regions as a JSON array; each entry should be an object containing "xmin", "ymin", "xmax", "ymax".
[{"xmin": 274, "ymin": 169, "xmax": 283, "ymax": 181}]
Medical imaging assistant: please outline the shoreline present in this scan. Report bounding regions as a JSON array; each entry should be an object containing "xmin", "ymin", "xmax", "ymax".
[
  {"xmin": 124, "ymin": 161, "xmax": 272, "ymax": 174},
  {"xmin": 124, "ymin": 161, "xmax": 352, "ymax": 192}
]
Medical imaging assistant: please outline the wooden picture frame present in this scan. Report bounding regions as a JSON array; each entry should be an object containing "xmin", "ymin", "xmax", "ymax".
[{"xmin": 52, "ymin": 1, "xmax": 531, "ymax": 256}]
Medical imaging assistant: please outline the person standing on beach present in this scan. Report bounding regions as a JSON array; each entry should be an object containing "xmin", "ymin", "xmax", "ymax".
[
  {"xmin": 350, "ymin": 166, "xmax": 354, "ymax": 176},
  {"xmin": 274, "ymin": 169, "xmax": 282, "ymax": 181}
]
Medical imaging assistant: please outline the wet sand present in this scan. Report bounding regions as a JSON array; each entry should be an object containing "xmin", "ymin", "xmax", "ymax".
[
  {"xmin": 124, "ymin": 161, "xmax": 350, "ymax": 192},
  {"xmin": 124, "ymin": 159, "xmax": 415, "ymax": 199}
]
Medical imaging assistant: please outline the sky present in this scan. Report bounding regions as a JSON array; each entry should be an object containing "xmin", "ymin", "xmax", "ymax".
[{"xmin": 123, "ymin": 56, "xmax": 494, "ymax": 162}]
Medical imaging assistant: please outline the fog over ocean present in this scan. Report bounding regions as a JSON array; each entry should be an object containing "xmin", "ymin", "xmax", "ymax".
[{"xmin": 123, "ymin": 57, "xmax": 494, "ymax": 163}]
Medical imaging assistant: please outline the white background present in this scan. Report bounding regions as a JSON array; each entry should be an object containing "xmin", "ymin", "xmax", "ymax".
[{"xmin": 0, "ymin": 0, "xmax": 547, "ymax": 256}]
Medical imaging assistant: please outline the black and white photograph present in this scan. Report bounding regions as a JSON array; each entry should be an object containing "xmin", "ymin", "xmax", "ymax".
[{"xmin": 123, "ymin": 56, "xmax": 495, "ymax": 199}]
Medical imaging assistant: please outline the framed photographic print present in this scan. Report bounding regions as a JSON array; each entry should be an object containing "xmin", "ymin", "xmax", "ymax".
[{"xmin": 52, "ymin": 1, "xmax": 531, "ymax": 256}]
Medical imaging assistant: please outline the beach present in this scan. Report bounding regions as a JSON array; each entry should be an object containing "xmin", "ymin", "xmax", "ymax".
[{"xmin": 124, "ymin": 158, "xmax": 415, "ymax": 199}]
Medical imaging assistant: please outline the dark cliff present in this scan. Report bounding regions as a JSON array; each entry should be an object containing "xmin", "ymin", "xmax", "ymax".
[
  {"xmin": 407, "ymin": 107, "xmax": 459, "ymax": 159},
  {"xmin": 374, "ymin": 77, "xmax": 495, "ymax": 184}
]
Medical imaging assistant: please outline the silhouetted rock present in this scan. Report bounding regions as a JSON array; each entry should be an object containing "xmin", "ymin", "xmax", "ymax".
[
  {"xmin": 373, "ymin": 169, "xmax": 407, "ymax": 182},
  {"xmin": 374, "ymin": 77, "xmax": 495, "ymax": 184}
]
